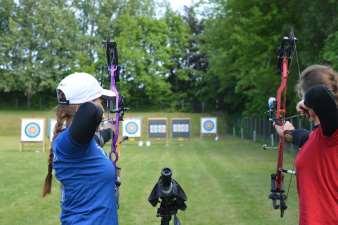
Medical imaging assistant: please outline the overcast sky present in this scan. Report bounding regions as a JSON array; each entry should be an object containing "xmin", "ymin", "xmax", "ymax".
[{"xmin": 170, "ymin": 0, "xmax": 193, "ymax": 12}]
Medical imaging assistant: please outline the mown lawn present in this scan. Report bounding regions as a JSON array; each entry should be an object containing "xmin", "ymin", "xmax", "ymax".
[{"xmin": 0, "ymin": 110, "xmax": 298, "ymax": 225}]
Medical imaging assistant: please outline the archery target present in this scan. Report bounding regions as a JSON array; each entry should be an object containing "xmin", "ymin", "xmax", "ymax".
[
  {"xmin": 21, "ymin": 119, "xmax": 45, "ymax": 142},
  {"xmin": 201, "ymin": 117, "xmax": 217, "ymax": 134},
  {"xmin": 48, "ymin": 119, "xmax": 57, "ymax": 141},
  {"xmin": 148, "ymin": 118, "xmax": 167, "ymax": 138},
  {"xmin": 172, "ymin": 118, "xmax": 191, "ymax": 138},
  {"xmin": 123, "ymin": 118, "xmax": 141, "ymax": 137}
]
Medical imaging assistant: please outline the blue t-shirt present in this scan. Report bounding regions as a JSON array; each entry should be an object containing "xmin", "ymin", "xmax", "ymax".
[{"xmin": 53, "ymin": 128, "xmax": 118, "ymax": 225}]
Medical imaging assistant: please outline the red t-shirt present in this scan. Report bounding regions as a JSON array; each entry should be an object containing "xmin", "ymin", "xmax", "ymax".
[{"xmin": 295, "ymin": 127, "xmax": 338, "ymax": 225}]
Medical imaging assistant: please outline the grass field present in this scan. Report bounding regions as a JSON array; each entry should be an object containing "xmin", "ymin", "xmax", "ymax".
[{"xmin": 0, "ymin": 111, "xmax": 299, "ymax": 225}]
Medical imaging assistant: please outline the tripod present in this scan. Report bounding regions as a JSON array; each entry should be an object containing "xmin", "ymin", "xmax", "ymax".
[{"xmin": 159, "ymin": 214, "xmax": 181, "ymax": 225}]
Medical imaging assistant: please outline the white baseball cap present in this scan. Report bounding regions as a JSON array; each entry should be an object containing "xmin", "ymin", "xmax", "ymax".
[{"xmin": 57, "ymin": 72, "xmax": 115, "ymax": 104}]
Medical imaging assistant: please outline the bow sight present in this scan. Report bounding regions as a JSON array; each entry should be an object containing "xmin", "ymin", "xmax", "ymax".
[
  {"xmin": 148, "ymin": 168, "xmax": 187, "ymax": 225},
  {"xmin": 267, "ymin": 97, "xmax": 277, "ymax": 123}
]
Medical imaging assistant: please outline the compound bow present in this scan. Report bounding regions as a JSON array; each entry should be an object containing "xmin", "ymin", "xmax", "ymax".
[
  {"xmin": 103, "ymin": 40, "xmax": 128, "ymax": 207},
  {"xmin": 267, "ymin": 31, "xmax": 297, "ymax": 217}
]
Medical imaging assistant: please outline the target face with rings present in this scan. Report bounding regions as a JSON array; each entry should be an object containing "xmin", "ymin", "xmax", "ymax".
[
  {"xmin": 25, "ymin": 122, "xmax": 41, "ymax": 138},
  {"xmin": 122, "ymin": 119, "xmax": 142, "ymax": 137},
  {"xmin": 203, "ymin": 120, "xmax": 215, "ymax": 131},
  {"xmin": 201, "ymin": 117, "xmax": 217, "ymax": 134},
  {"xmin": 125, "ymin": 121, "xmax": 138, "ymax": 135},
  {"xmin": 21, "ymin": 119, "xmax": 45, "ymax": 142}
]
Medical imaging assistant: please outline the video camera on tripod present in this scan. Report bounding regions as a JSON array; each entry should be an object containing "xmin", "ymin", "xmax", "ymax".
[{"xmin": 148, "ymin": 168, "xmax": 187, "ymax": 225}]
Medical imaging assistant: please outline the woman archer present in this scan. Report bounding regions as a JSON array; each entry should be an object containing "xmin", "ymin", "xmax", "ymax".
[
  {"xmin": 42, "ymin": 72, "xmax": 119, "ymax": 225},
  {"xmin": 275, "ymin": 65, "xmax": 338, "ymax": 225}
]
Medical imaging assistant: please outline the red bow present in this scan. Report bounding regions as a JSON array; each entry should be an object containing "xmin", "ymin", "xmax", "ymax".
[{"xmin": 268, "ymin": 32, "xmax": 297, "ymax": 217}]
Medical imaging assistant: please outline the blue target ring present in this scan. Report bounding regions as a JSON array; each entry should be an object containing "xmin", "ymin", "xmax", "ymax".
[
  {"xmin": 203, "ymin": 120, "xmax": 215, "ymax": 131},
  {"xmin": 24, "ymin": 122, "xmax": 41, "ymax": 138},
  {"xmin": 125, "ymin": 121, "xmax": 138, "ymax": 135}
]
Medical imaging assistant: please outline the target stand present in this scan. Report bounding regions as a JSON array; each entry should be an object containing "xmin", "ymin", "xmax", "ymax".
[
  {"xmin": 20, "ymin": 118, "xmax": 46, "ymax": 152},
  {"xmin": 122, "ymin": 118, "xmax": 142, "ymax": 143},
  {"xmin": 45, "ymin": 118, "xmax": 57, "ymax": 149},
  {"xmin": 147, "ymin": 118, "xmax": 169, "ymax": 144},
  {"xmin": 200, "ymin": 117, "xmax": 218, "ymax": 139},
  {"xmin": 20, "ymin": 141, "xmax": 46, "ymax": 152},
  {"xmin": 171, "ymin": 118, "xmax": 191, "ymax": 141}
]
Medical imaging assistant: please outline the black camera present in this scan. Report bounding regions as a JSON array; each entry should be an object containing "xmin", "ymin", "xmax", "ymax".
[{"xmin": 148, "ymin": 168, "xmax": 187, "ymax": 225}]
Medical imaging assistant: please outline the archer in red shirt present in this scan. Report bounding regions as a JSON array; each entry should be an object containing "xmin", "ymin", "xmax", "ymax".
[
  {"xmin": 275, "ymin": 85, "xmax": 338, "ymax": 225},
  {"xmin": 295, "ymin": 85, "xmax": 338, "ymax": 225}
]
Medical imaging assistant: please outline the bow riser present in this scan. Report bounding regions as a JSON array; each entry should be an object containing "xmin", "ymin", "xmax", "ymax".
[
  {"xmin": 275, "ymin": 57, "xmax": 289, "ymax": 191},
  {"xmin": 109, "ymin": 65, "xmax": 120, "ymax": 162},
  {"xmin": 103, "ymin": 40, "xmax": 126, "ymax": 163}
]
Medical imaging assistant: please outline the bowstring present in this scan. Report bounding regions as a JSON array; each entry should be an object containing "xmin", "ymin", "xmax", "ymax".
[{"xmin": 284, "ymin": 35, "xmax": 300, "ymax": 203}]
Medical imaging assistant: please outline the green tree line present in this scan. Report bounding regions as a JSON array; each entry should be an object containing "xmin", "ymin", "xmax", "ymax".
[{"xmin": 0, "ymin": 0, "xmax": 337, "ymax": 117}]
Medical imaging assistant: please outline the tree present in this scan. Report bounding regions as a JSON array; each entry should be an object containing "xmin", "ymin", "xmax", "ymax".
[
  {"xmin": 0, "ymin": 0, "xmax": 17, "ymax": 93},
  {"xmin": 2, "ymin": 0, "xmax": 82, "ymax": 106},
  {"xmin": 163, "ymin": 7, "xmax": 191, "ymax": 110}
]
